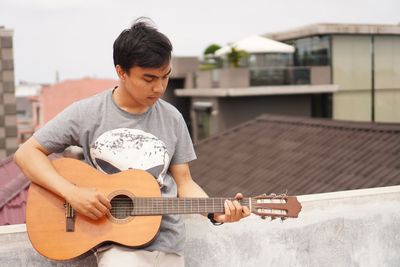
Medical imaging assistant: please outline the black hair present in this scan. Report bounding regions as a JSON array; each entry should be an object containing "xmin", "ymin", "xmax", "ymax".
[{"xmin": 113, "ymin": 17, "xmax": 172, "ymax": 72}]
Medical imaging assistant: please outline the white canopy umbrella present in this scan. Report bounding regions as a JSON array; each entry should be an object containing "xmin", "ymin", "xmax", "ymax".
[{"xmin": 214, "ymin": 35, "xmax": 295, "ymax": 56}]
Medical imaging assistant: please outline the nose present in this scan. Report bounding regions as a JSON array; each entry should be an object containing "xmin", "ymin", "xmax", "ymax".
[{"xmin": 152, "ymin": 79, "xmax": 165, "ymax": 93}]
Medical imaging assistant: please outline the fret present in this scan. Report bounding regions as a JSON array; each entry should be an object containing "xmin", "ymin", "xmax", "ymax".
[{"xmin": 128, "ymin": 197, "xmax": 246, "ymax": 216}]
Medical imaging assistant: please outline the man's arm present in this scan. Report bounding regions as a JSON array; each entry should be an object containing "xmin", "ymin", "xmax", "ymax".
[
  {"xmin": 14, "ymin": 137, "xmax": 111, "ymax": 220},
  {"xmin": 169, "ymin": 163, "xmax": 250, "ymax": 223}
]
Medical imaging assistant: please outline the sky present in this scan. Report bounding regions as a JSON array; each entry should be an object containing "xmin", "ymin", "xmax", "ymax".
[{"xmin": 0, "ymin": 0, "xmax": 399, "ymax": 84}]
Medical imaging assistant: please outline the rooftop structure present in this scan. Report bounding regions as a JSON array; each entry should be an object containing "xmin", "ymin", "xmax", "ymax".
[{"xmin": 266, "ymin": 23, "xmax": 400, "ymax": 41}]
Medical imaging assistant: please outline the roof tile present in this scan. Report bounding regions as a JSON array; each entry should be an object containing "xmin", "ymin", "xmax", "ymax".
[{"xmin": 191, "ymin": 114, "xmax": 400, "ymax": 197}]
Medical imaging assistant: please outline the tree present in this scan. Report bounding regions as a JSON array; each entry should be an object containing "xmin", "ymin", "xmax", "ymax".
[
  {"xmin": 201, "ymin": 44, "xmax": 222, "ymax": 70},
  {"xmin": 226, "ymin": 47, "xmax": 249, "ymax": 68},
  {"xmin": 203, "ymin": 44, "xmax": 222, "ymax": 56}
]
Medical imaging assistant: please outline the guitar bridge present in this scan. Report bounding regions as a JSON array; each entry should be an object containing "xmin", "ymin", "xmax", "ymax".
[{"xmin": 65, "ymin": 202, "xmax": 75, "ymax": 232}]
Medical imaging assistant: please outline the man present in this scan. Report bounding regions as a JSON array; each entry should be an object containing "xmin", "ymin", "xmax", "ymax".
[{"xmin": 14, "ymin": 18, "xmax": 250, "ymax": 266}]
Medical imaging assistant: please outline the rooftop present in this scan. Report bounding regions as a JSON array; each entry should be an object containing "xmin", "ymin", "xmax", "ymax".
[
  {"xmin": 190, "ymin": 114, "xmax": 400, "ymax": 197},
  {"xmin": 1, "ymin": 186, "xmax": 399, "ymax": 266},
  {"xmin": 0, "ymin": 154, "xmax": 60, "ymax": 226},
  {"xmin": 0, "ymin": 156, "xmax": 29, "ymax": 226},
  {"xmin": 40, "ymin": 78, "xmax": 117, "ymax": 124},
  {"xmin": 265, "ymin": 23, "xmax": 400, "ymax": 41}
]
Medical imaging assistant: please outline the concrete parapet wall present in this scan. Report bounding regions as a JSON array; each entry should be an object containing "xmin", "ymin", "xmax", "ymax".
[
  {"xmin": 218, "ymin": 68, "xmax": 249, "ymax": 88},
  {"xmin": 1, "ymin": 186, "xmax": 400, "ymax": 266}
]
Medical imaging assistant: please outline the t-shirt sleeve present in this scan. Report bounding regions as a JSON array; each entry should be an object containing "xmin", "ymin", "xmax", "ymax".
[
  {"xmin": 33, "ymin": 102, "xmax": 82, "ymax": 153},
  {"xmin": 170, "ymin": 115, "xmax": 197, "ymax": 164}
]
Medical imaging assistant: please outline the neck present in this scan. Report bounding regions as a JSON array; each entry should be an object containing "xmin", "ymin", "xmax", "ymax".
[
  {"xmin": 125, "ymin": 197, "xmax": 251, "ymax": 216},
  {"xmin": 113, "ymin": 85, "xmax": 149, "ymax": 114}
]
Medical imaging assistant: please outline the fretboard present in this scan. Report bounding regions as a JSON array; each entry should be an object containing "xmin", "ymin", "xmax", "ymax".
[{"xmin": 127, "ymin": 197, "xmax": 251, "ymax": 216}]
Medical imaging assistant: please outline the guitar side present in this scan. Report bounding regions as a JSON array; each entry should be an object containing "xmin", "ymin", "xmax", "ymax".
[{"xmin": 26, "ymin": 158, "xmax": 162, "ymax": 261}]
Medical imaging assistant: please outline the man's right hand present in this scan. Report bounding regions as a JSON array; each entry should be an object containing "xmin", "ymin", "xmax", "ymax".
[{"xmin": 64, "ymin": 186, "xmax": 112, "ymax": 220}]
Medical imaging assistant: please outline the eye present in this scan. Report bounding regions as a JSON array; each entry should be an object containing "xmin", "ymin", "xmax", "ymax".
[{"xmin": 144, "ymin": 77, "xmax": 154, "ymax": 83}]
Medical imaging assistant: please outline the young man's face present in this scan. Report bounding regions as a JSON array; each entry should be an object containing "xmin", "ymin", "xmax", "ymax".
[{"xmin": 117, "ymin": 62, "xmax": 172, "ymax": 109}]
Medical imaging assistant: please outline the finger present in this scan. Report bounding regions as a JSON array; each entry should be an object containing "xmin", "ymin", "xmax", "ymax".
[
  {"xmin": 224, "ymin": 200, "xmax": 232, "ymax": 221},
  {"xmin": 242, "ymin": 206, "xmax": 251, "ymax": 217},
  {"xmin": 89, "ymin": 206, "xmax": 104, "ymax": 219},
  {"xmin": 82, "ymin": 209, "xmax": 98, "ymax": 220},
  {"xmin": 235, "ymin": 193, "xmax": 244, "ymax": 200},
  {"xmin": 232, "ymin": 200, "xmax": 243, "ymax": 221},
  {"xmin": 225, "ymin": 200, "xmax": 236, "ymax": 221},
  {"xmin": 98, "ymin": 194, "xmax": 112, "ymax": 210},
  {"xmin": 94, "ymin": 201, "xmax": 109, "ymax": 215}
]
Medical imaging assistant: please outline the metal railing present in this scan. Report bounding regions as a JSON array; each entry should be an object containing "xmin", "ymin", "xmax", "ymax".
[{"xmin": 249, "ymin": 66, "xmax": 311, "ymax": 86}]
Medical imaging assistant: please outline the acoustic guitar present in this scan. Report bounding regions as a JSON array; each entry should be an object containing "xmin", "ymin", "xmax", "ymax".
[{"xmin": 26, "ymin": 158, "xmax": 302, "ymax": 261}]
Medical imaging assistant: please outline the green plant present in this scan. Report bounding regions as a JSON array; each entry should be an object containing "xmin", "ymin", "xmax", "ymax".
[
  {"xmin": 203, "ymin": 44, "xmax": 222, "ymax": 56},
  {"xmin": 226, "ymin": 47, "xmax": 249, "ymax": 68}
]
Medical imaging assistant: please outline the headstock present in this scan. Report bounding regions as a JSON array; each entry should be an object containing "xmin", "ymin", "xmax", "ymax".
[{"xmin": 251, "ymin": 193, "xmax": 302, "ymax": 221}]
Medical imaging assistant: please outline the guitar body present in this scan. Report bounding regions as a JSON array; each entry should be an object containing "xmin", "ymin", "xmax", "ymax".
[
  {"xmin": 26, "ymin": 158, "xmax": 162, "ymax": 261},
  {"xmin": 26, "ymin": 158, "xmax": 302, "ymax": 261}
]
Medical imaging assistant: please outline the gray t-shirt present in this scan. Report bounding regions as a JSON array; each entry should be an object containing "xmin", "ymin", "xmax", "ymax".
[{"xmin": 34, "ymin": 88, "xmax": 197, "ymax": 255}]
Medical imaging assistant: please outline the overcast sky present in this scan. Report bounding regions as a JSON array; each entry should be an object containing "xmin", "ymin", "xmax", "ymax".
[{"xmin": 0, "ymin": 0, "xmax": 399, "ymax": 84}]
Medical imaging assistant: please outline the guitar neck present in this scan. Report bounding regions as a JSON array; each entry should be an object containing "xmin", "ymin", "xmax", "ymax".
[{"xmin": 126, "ymin": 197, "xmax": 251, "ymax": 216}]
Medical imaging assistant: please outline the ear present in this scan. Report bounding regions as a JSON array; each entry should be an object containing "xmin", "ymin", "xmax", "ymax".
[{"xmin": 115, "ymin": 65, "xmax": 127, "ymax": 80}]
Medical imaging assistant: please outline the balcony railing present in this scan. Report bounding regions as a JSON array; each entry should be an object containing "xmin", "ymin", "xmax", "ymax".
[
  {"xmin": 195, "ymin": 66, "xmax": 331, "ymax": 89},
  {"xmin": 249, "ymin": 66, "xmax": 311, "ymax": 86}
]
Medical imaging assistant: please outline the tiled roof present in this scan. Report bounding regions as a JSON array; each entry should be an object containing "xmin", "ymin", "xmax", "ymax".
[
  {"xmin": 40, "ymin": 77, "xmax": 118, "ymax": 124},
  {"xmin": 0, "ymin": 156, "xmax": 30, "ymax": 225},
  {"xmin": 190, "ymin": 114, "xmax": 400, "ymax": 197},
  {"xmin": 0, "ymin": 154, "xmax": 60, "ymax": 225}
]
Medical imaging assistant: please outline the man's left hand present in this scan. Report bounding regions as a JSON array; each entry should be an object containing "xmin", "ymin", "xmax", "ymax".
[{"xmin": 213, "ymin": 193, "xmax": 251, "ymax": 223}]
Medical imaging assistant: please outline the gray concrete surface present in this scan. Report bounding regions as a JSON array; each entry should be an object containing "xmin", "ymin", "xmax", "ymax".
[{"xmin": 1, "ymin": 186, "xmax": 400, "ymax": 266}]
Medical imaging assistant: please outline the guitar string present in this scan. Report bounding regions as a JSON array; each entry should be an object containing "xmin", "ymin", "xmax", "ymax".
[
  {"xmin": 109, "ymin": 200, "xmax": 251, "ymax": 209},
  {"xmin": 108, "ymin": 199, "xmax": 253, "ymax": 213}
]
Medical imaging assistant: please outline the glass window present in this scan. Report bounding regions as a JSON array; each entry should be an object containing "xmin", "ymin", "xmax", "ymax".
[
  {"xmin": 287, "ymin": 36, "xmax": 331, "ymax": 66},
  {"xmin": 193, "ymin": 101, "xmax": 213, "ymax": 141}
]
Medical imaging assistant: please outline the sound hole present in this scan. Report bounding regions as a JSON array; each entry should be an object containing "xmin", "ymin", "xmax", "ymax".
[{"xmin": 110, "ymin": 194, "xmax": 134, "ymax": 219}]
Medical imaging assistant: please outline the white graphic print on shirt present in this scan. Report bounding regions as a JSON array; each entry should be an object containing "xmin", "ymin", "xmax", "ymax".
[{"xmin": 90, "ymin": 128, "xmax": 170, "ymax": 187}]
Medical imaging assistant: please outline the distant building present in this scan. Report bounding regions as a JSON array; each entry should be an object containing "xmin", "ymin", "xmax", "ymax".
[
  {"xmin": 176, "ymin": 84, "xmax": 337, "ymax": 142},
  {"xmin": 15, "ymin": 81, "xmax": 47, "ymax": 143},
  {"xmin": 38, "ymin": 77, "xmax": 118, "ymax": 126},
  {"xmin": 266, "ymin": 23, "xmax": 400, "ymax": 123},
  {"xmin": 175, "ymin": 23, "xmax": 400, "ymax": 141},
  {"xmin": 0, "ymin": 26, "xmax": 18, "ymax": 159},
  {"xmin": 162, "ymin": 56, "xmax": 199, "ymax": 136},
  {"xmin": 175, "ymin": 51, "xmax": 335, "ymax": 142}
]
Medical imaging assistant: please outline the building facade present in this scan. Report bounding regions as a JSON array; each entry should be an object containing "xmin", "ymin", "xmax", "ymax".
[
  {"xmin": 267, "ymin": 23, "xmax": 400, "ymax": 123},
  {"xmin": 0, "ymin": 27, "xmax": 18, "ymax": 159},
  {"xmin": 175, "ymin": 55, "xmax": 335, "ymax": 142}
]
